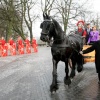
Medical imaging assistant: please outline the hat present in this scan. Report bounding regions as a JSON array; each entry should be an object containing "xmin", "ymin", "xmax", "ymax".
[{"xmin": 77, "ymin": 20, "xmax": 84, "ymax": 26}]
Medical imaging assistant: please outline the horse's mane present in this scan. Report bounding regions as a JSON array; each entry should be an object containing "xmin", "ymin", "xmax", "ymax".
[{"xmin": 52, "ymin": 18, "xmax": 64, "ymax": 33}]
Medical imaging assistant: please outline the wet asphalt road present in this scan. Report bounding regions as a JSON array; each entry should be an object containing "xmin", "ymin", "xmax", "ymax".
[{"xmin": 0, "ymin": 46, "xmax": 100, "ymax": 100}]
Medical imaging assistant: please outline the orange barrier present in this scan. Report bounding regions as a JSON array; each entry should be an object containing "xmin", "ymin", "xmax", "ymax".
[
  {"xmin": 18, "ymin": 45, "xmax": 24, "ymax": 54},
  {"xmin": 10, "ymin": 43, "xmax": 16, "ymax": 56},
  {"xmin": 1, "ymin": 44, "xmax": 8, "ymax": 57},
  {"xmin": 32, "ymin": 38, "xmax": 38, "ymax": 53},
  {"xmin": 0, "ymin": 41, "xmax": 39, "ymax": 57},
  {"xmin": 0, "ymin": 45, "xmax": 2, "ymax": 56},
  {"xmin": 83, "ymin": 45, "xmax": 95, "ymax": 63},
  {"xmin": 33, "ymin": 44, "xmax": 38, "ymax": 53},
  {"xmin": 26, "ymin": 44, "xmax": 31, "ymax": 54}
]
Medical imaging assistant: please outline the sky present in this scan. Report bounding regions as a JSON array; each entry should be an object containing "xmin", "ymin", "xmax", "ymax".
[
  {"xmin": 92, "ymin": 0, "xmax": 100, "ymax": 13},
  {"xmin": 79, "ymin": 0, "xmax": 100, "ymax": 13},
  {"xmin": 32, "ymin": 0, "xmax": 100, "ymax": 39}
]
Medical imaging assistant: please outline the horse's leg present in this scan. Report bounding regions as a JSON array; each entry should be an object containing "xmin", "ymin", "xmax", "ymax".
[
  {"xmin": 70, "ymin": 59, "xmax": 76, "ymax": 78},
  {"xmin": 50, "ymin": 58, "xmax": 58, "ymax": 93},
  {"xmin": 64, "ymin": 59, "xmax": 71, "ymax": 85},
  {"xmin": 77, "ymin": 54, "xmax": 83, "ymax": 72}
]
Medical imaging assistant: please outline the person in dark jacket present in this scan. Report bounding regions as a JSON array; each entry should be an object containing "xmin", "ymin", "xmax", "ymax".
[
  {"xmin": 85, "ymin": 23, "xmax": 92, "ymax": 43},
  {"xmin": 80, "ymin": 40, "xmax": 100, "ymax": 84}
]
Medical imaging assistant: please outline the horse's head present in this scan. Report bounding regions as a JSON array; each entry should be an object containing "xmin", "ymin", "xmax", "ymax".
[{"xmin": 40, "ymin": 13, "xmax": 54, "ymax": 43}]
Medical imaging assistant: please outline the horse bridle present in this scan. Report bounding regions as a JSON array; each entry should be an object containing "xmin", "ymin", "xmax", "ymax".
[
  {"xmin": 41, "ymin": 19, "xmax": 66, "ymax": 42},
  {"xmin": 41, "ymin": 19, "xmax": 53, "ymax": 36}
]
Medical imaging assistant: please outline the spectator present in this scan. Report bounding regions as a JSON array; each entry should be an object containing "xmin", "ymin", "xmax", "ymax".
[
  {"xmin": 85, "ymin": 23, "xmax": 92, "ymax": 43},
  {"xmin": 87, "ymin": 25, "xmax": 99, "ymax": 45},
  {"xmin": 80, "ymin": 40, "xmax": 100, "ymax": 84},
  {"xmin": 75, "ymin": 20, "xmax": 87, "ymax": 44}
]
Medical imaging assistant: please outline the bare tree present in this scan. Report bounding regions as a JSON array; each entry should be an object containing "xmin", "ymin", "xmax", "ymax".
[
  {"xmin": 90, "ymin": 14, "xmax": 100, "ymax": 31},
  {"xmin": 53, "ymin": 0, "xmax": 91, "ymax": 33},
  {"xmin": 40, "ymin": 0, "xmax": 55, "ymax": 15},
  {"xmin": 0, "ymin": 0, "xmax": 39, "ymax": 42},
  {"xmin": 19, "ymin": 0, "xmax": 39, "ymax": 42},
  {"xmin": 39, "ymin": 0, "xmax": 92, "ymax": 34},
  {"xmin": 0, "ymin": 0, "xmax": 26, "ymax": 41},
  {"xmin": 0, "ymin": 0, "xmax": 95, "ymax": 41}
]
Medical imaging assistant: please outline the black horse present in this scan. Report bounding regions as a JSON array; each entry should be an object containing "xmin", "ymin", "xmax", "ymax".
[{"xmin": 40, "ymin": 13, "xmax": 84, "ymax": 93}]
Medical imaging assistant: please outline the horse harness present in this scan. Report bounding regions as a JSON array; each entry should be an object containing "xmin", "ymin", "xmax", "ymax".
[
  {"xmin": 51, "ymin": 34, "xmax": 82, "ymax": 51},
  {"xmin": 75, "ymin": 29, "xmax": 84, "ymax": 36}
]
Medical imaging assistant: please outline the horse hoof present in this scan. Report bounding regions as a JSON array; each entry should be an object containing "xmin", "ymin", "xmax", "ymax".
[
  {"xmin": 70, "ymin": 72, "xmax": 75, "ymax": 78},
  {"xmin": 70, "ymin": 74, "xmax": 75, "ymax": 79},
  {"xmin": 77, "ymin": 66, "xmax": 83, "ymax": 72},
  {"xmin": 64, "ymin": 77, "xmax": 71, "ymax": 85},
  {"xmin": 50, "ymin": 84, "xmax": 58, "ymax": 93}
]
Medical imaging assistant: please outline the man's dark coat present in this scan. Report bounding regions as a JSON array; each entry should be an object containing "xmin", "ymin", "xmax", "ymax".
[
  {"xmin": 83, "ymin": 40, "xmax": 100, "ymax": 73},
  {"xmin": 85, "ymin": 28, "xmax": 92, "ymax": 43}
]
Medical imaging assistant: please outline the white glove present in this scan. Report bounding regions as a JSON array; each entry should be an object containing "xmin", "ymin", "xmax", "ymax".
[{"xmin": 80, "ymin": 51, "xmax": 83, "ymax": 54}]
